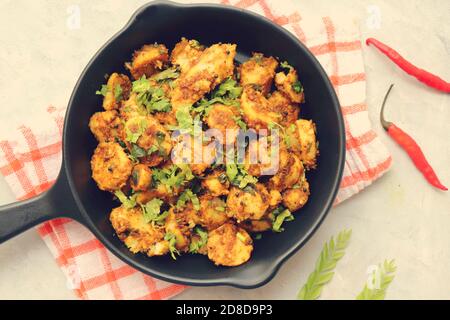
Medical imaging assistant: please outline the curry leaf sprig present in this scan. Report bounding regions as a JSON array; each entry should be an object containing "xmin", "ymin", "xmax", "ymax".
[
  {"xmin": 356, "ymin": 259, "xmax": 397, "ymax": 300},
  {"xmin": 297, "ymin": 229, "xmax": 352, "ymax": 300}
]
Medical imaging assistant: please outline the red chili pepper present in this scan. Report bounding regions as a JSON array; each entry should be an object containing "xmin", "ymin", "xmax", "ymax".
[
  {"xmin": 380, "ymin": 84, "xmax": 447, "ymax": 191},
  {"xmin": 367, "ymin": 38, "xmax": 450, "ymax": 93}
]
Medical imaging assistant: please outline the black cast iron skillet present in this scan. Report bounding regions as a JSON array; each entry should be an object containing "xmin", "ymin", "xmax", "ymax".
[{"xmin": 0, "ymin": 1, "xmax": 345, "ymax": 288}]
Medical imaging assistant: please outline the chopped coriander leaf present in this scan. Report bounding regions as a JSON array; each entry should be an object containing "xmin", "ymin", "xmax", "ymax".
[
  {"xmin": 254, "ymin": 233, "xmax": 262, "ymax": 240},
  {"xmin": 152, "ymin": 164, "xmax": 194, "ymax": 192},
  {"xmin": 272, "ymin": 208, "xmax": 294, "ymax": 232},
  {"xmin": 226, "ymin": 163, "xmax": 238, "ymax": 182},
  {"xmin": 132, "ymin": 76, "xmax": 152, "ymax": 92},
  {"xmin": 151, "ymin": 68, "xmax": 180, "ymax": 82},
  {"xmin": 292, "ymin": 80, "xmax": 303, "ymax": 93},
  {"xmin": 114, "ymin": 84, "xmax": 123, "ymax": 101},
  {"xmin": 130, "ymin": 144, "xmax": 147, "ymax": 159},
  {"xmin": 238, "ymin": 174, "xmax": 258, "ymax": 189},
  {"xmin": 164, "ymin": 232, "xmax": 180, "ymax": 260},
  {"xmin": 189, "ymin": 39, "xmax": 202, "ymax": 49},
  {"xmin": 147, "ymin": 145, "xmax": 159, "ymax": 156},
  {"xmin": 236, "ymin": 232, "xmax": 246, "ymax": 242},
  {"xmin": 96, "ymin": 84, "xmax": 108, "ymax": 97},
  {"xmin": 226, "ymin": 161, "xmax": 258, "ymax": 189},
  {"xmin": 141, "ymin": 198, "xmax": 166, "ymax": 224},
  {"xmin": 170, "ymin": 104, "xmax": 194, "ymax": 133},
  {"xmin": 132, "ymin": 76, "xmax": 172, "ymax": 113},
  {"xmin": 125, "ymin": 118, "xmax": 147, "ymax": 143},
  {"xmin": 213, "ymin": 77, "xmax": 243, "ymax": 99},
  {"xmin": 114, "ymin": 190, "xmax": 137, "ymax": 209},
  {"xmin": 176, "ymin": 189, "xmax": 200, "ymax": 211},
  {"xmin": 233, "ymin": 116, "xmax": 247, "ymax": 130},
  {"xmin": 189, "ymin": 226, "xmax": 208, "ymax": 253},
  {"xmin": 114, "ymin": 137, "xmax": 127, "ymax": 149},
  {"xmin": 280, "ymin": 61, "xmax": 294, "ymax": 71}
]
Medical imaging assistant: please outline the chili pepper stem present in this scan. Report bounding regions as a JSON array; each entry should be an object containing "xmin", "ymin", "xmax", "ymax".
[{"xmin": 380, "ymin": 84, "xmax": 394, "ymax": 130}]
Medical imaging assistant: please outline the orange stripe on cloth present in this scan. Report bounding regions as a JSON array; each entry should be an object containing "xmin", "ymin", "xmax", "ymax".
[
  {"xmin": 309, "ymin": 40, "xmax": 361, "ymax": 55},
  {"xmin": 330, "ymin": 73, "xmax": 366, "ymax": 86},
  {"xmin": 0, "ymin": 140, "xmax": 35, "ymax": 194},
  {"xmin": 346, "ymin": 130, "xmax": 377, "ymax": 150},
  {"xmin": 342, "ymin": 103, "xmax": 367, "ymax": 115},
  {"xmin": 81, "ymin": 265, "xmax": 136, "ymax": 292},
  {"xmin": 340, "ymin": 156, "xmax": 393, "ymax": 188}
]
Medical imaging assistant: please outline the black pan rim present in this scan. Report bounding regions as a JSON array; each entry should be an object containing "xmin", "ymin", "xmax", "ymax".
[{"xmin": 62, "ymin": 0, "xmax": 346, "ymax": 289}]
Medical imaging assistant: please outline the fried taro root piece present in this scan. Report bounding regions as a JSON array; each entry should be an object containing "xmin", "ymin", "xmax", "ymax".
[
  {"xmin": 170, "ymin": 38, "xmax": 204, "ymax": 73},
  {"xmin": 91, "ymin": 142, "xmax": 132, "ymax": 192},
  {"xmin": 268, "ymin": 91, "xmax": 300, "ymax": 128},
  {"xmin": 240, "ymin": 85, "xmax": 282, "ymax": 130},
  {"xmin": 201, "ymin": 170, "xmax": 230, "ymax": 197},
  {"xmin": 102, "ymin": 73, "xmax": 131, "ymax": 111},
  {"xmin": 89, "ymin": 110, "xmax": 123, "ymax": 143},
  {"xmin": 238, "ymin": 53, "xmax": 278, "ymax": 95},
  {"xmin": 204, "ymin": 103, "xmax": 240, "ymax": 145},
  {"xmin": 171, "ymin": 43, "xmax": 237, "ymax": 110},
  {"xmin": 226, "ymin": 183, "xmax": 270, "ymax": 221},
  {"xmin": 274, "ymin": 68, "xmax": 304, "ymax": 104},
  {"xmin": 207, "ymin": 223, "xmax": 253, "ymax": 267},
  {"xmin": 110, "ymin": 206, "xmax": 169, "ymax": 256},
  {"xmin": 126, "ymin": 44, "xmax": 169, "ymax": 80},
  {"xmin": 291, "ymin": 119, "xmax": 318, "ymax": 169}
]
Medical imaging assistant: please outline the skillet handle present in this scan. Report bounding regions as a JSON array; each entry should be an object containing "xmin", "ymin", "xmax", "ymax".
[{"xmin": 0, "ymin": 173, "xmax": 80, "ymax": 243}]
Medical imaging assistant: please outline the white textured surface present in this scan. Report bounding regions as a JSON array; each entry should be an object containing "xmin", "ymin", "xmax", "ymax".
[{"xmin": 0, "ymin": 0, "xmax": 449, "ymax": 300}]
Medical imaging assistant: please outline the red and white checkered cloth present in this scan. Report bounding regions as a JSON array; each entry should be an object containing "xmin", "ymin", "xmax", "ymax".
[{"xmin": 0, "ymin": 0, "xmax": 392, "ymax": 299}]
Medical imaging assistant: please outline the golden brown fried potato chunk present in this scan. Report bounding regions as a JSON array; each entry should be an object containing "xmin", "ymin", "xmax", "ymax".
[
  {"xmin": 123, "ymin": 115, "xmax": 172, "ymax": 167},
  {"xmin": 130, "ymin": 164, "xmax": 152, "ymax": 192},
  {"xmin": 102, "ymin": 73, "xmax": 131, "ymax": 111},
  {"xmin": 268, "ymin": 189, "xmax": 282, "ymax": 208},
  {"xmin": 194, "ymin": 195, "xmax": 229, "ymax": 230},
  {"xmin": 110, "ymin": 205, "xmax": 169, "ymax": 256},
  {"xmin": 170, "ymin": 38, "xmax": 204, "ymax": 73},
  {"xmin": 171, "ymin": 43, "xmax": 236, "ymax": 110},
  {"xmin": 239, "ymin": 218, "xmax": 272, "ymax": 233},
  {"xmin": 268, "ymin": 91, "xmax": 300, "ymax": 128},
  {"xmin": 127, "ymin": 44, "xmax": 169, "ymax": 80},
  {"xmin": 292, "ymin": 119, "xmax": 318, "ymax": 169},
  {"xmin": 207, "ymin": 223, "xmax": 253, "ymax": 267},
  {"xmin": 282, "ymin": 179, "xmax": 310, "ymax": 212},
  {"xmin": 89, "ymin": 110, "xmax": 123, "ymax": 143},
  {"xmin": 241, "ymin": 86, "xmax": 282, "ymax": 130},
  {"xmin": 204, "ymin": 103, "xmax": 240, "ymax": 145},
  {"xmin": 238, "ymin": 53, "xmax": 278, "ymax": 95},
  {"xmin": 172, "ymin": 134, "xmax": 217, "ymax": 176},
  {"xmin": 268, "ymin": 150, "xmax": 304, "ymax": 191},
  {"xmin": 274, "ymin": 69, "xmax": 304, "ymax": 104},
  {"xmin": 91, "ymin": 142, "xmax": 132, "ymax": 191},
  {"xmin": 120, "ymin": 93, "xmax": 147, "ymax": 121},
  {"xmin": 201, "ymin": 170, "xmax": 230, "ymax": 196},
  {"xmin": 165, "ymin": 208, "xmax": 194, "ymax": 252},
  {"xmin": 226, "ymin": 183, "xmax": 270, "ymax": 221},
  {"xmin": 245, "ymin": 137, "xmax": 281, "ymax": 177},
  {"xmin": 136, "ymin": 184, "xmax": 184, "ymax": 205}
]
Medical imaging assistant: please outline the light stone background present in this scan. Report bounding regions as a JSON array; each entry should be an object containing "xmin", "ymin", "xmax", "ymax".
[{"xmin": 0, "ymin": 0, "xmax": 449, "ymax": 300}]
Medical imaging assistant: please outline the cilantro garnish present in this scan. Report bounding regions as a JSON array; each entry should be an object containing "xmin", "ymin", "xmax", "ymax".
[
  {"xmin": 271, "ymin": 206, "xmax": 294, "ymax": 232},
  {"xmin": 189, "ymin": 226, "xmax": 208, "ymax": 254},
  {"xmin": 164, "ymin": 232, "xmax": 180, "ymax": 260},
  {"xmin": 292, "ymin": 80, "xmax": 303, "ymax": 93},
  {"xmin": 141, "ymin": 198, "xmax": 168, "ymax": 224},
  {"xmin": 114, "ymin": 190, "xmax": 137, "ymax": 209},
  {"xmin": 96, "ymin": 84, "xmax": 108, "ymax": 97}
]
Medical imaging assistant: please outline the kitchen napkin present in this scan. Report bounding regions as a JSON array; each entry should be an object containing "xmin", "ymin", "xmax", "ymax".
[{"xmin": 0, "ymin": 0, "xmax": 392, "ymax": 299}]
